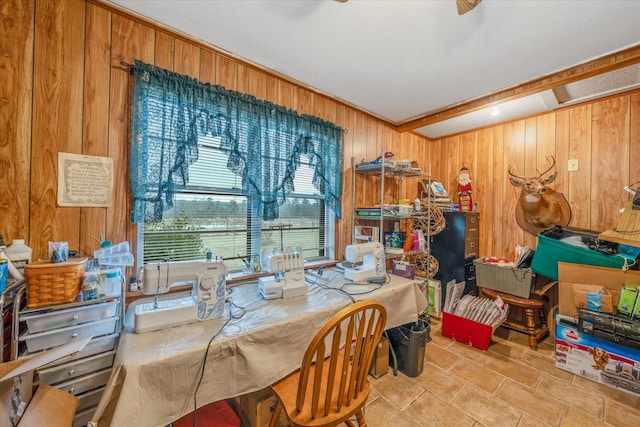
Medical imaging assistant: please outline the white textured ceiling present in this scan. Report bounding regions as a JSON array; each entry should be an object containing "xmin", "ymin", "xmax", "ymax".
[{"xmin": 109, "ymin": 0, "xmax": 640, "ymax": 138}]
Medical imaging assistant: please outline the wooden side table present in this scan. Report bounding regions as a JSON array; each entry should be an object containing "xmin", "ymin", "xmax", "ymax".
[{"xmin": 479, "ymin": 280, "xmax": 557, "ymax": 350}]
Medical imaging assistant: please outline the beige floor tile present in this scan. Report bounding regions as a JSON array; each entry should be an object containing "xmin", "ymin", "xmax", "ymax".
[
  {"xmin": 413, "ymin": 361, "xmax": 467, "ymax": 403},
  {"xmin": 446, "ymin": 340, "xmax": 495, "ymax": 366},
  {"xmin": 403, "ymin": 389, "xmax": 476, "ymax": 427},
  {"xmin": 517, "ymin": 414, "xmax": 552, "ymax": 427},
  {"xmin": 363, "ymin": 395, "xmax": 421, "ymax": 427},
  {"xmin": 453, "ymin": 384, "xmax": 523, "ymax": 427},
  {"xmin": 424, "ymin": 341, "xmax": 463, "ymax": 371},
  {"xmin": 488, "ymin": 340, "xmax": 527, "ymax": 360},
  {"xmin": 449, "ymin": 358, "xmax": 506, "ymax": 394},
  {"xmin": 537, "ymin": 373, "xmax": 605, "ymax": 419},
  {"xmin": 520, "ymin": 351, "xmax": 574, "ymax": 381},
  {"xmin": 485, "ymin": 354, "xmax": 541, "ymax": 388},
  {"xmin": 604, "ymin": 399, "xmax": 640, "ymax": 426},
  {"xmin": 571, "ymin": 374, "xmax": 640, "ymax": 407},
  {"xmin": 361, "ymin": 318, "xmax": 639, "ymax": 427},
  {"xmin": 495, "ymin": 378, "xmax": 563, "ymax": 425},
  {"xmin": 370, "ymin": 370, "xmax": 425, "ymax": 410},
  {"xmin": 560, "ymin": 406, "xmax": 611, "ymax": 427}
]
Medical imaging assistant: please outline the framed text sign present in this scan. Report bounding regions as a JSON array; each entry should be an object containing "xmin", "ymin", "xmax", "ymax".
[{"xmin": 57, "ymin": 152, "xmax": 113, "ymax": 207}]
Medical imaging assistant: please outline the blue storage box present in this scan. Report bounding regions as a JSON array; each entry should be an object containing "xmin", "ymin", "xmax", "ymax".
[{"xmin": 531, "ymin": 233, "xmax": 627, "ymax": 280}]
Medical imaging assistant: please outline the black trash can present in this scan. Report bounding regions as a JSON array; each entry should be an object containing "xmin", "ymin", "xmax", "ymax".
[{"xmin": 387, "ymin": 320, "xmax": 429, "ymax": 377}]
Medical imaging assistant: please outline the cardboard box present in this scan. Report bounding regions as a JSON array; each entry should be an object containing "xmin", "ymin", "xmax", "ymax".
[
  {"xmin": 474, "ymin": 258, "xmax": 535, "ymax": 298},
  {"xmin": 426, "ymin": 279, "xmax": 441, "ymax": 317},
  {"xmin": 572, "ymin": 284, "xmax": 613, "ymax": 313},
  {"xmin": 558, "ymin": 262, "xmax": 640, "ymax": 318},
  {"xmin": 368, "ymin": 335, "xmax": 388, "ymax": 378},
  {"xmin": 618, "ymin": 285, "xmax": 638, "ymax": 315},
  {"xmin": 556, "ymin": 315, "xmax": 640, "ymax": 396},
  {"xmin": 235, "ymin": 387, "xmax": 278, "ymax": 427},
  {"xmin": 0, "ymin": 337, "xmax": 90, "ymax": 426}
]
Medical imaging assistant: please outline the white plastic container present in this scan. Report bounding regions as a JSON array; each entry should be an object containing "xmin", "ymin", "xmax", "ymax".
[
  {"xmin": 103, "ymin": 270, "xmax": 122, "ymax": 297},
  {"xmin": 3, "ymin": 238, "xmax": 32, "ymax": 274},
  {"xmin": 93, "ymin": 241, "xmax": 130, "ymax": 259}
]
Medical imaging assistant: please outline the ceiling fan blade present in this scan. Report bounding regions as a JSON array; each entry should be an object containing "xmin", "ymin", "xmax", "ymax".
[{"xmin": 456, "ymin": 0, "xmax": 482, "ymax": 15}]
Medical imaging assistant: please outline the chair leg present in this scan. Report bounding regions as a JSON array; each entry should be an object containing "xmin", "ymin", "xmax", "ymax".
[
  {"xmin": 354, "ymin": 409, "xmax": 367, "ymax": 427},
  {"xmin": 270, "ymin": 400, "xmax": 283, "ymax": 427}
]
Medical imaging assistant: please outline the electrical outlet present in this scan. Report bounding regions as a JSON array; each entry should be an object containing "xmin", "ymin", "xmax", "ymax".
[{"xmin": 568, "ymin": 159, "xmax": 579, "ymax": 172}]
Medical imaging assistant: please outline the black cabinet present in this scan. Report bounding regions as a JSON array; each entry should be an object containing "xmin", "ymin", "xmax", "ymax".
[{"xmin": 429, "ymin": 212, "xmax": 480, "ymax": 308}]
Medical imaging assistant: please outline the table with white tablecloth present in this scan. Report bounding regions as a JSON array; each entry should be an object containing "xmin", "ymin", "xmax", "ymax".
[{"xmin": 91, "ymin": 270, "xmax": 427, "ymax": 427}]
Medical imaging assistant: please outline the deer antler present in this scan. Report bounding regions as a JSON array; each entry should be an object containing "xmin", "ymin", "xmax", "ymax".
[
  {"xmin": 507, "ymin": 165, "xmax": 525, "ymax": 180},
  {"xmin": 538, "ymin": 156, "xmax": 556, "ymax": 178}
]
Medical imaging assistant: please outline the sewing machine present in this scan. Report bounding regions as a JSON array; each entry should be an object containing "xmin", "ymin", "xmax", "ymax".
[
  {"xmin": 133, "ymin": 260, "xmax": 227, "ymax": 333},
  {"xmin": 343, "ymin": 242, "xmax": 386, "ymax": 283},
  {"xmin": 258, "ymin": 247, "xmax": 307, "ymax": 299}
]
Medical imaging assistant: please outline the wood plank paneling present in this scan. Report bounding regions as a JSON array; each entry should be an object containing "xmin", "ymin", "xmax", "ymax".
[
  {"xmin": 567, "ymin": 104, "xmax": 592, "ymax": 228},
  {"xmin": 110, "ymin": 13, "xmax": 154, "ymax": 270},
  {"xmin": 200, "ymin": 49, "xmax": 216, "ymax": 84},
  {"xmin": 217, "ymin": 55, "xmax": 237, "ymax": 90},
  {"xmin": 5, "ymin": 0, "xmax": 640, "ymax": 273},
  {"xmin": 155, "ymin": 31, "xmax": 175, "ymax": 71},
  {"xmin": 631, "ymin": 93, "xmax": 640, "ymax": 186},
  {"xmin": 175, "ymin": 38, "xmax": 199, "ymax": 77},
  {"xmin": 31, "ymin": 0, "xmax": 85, "ymax": 259},
  {"xmin": 0, "ymin": 0, "xmax": 34, "ymax": 244},
  {"xmin": 503, "ymin": 120, "xmax": 526, "ymax": 258},
  {"xmin": 491, "ymin": 125, "xmax": 505, "ymax": 257},
  {"xmin": 591, "ymin": 97, "xmax": 630, "ymax": 230},
  {"xmin": 80, "ymin": 3, "xmax": 111, "ymax": 258},
  {"xmin": 475, "ymin": 127, "xmax": 493, "ymax": 256}
]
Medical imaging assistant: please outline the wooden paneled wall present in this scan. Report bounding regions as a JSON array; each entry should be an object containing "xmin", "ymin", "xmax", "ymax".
[
  {"xmin": 1, "ymin": 0, "xmax": 639, "ymax": 274},
  {"xmin": 432, "ymin": 95, "xmax": 640, "ymax": 259}
]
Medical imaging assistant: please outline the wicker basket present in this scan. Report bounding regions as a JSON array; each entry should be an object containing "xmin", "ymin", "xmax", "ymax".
[{"xmin": 24, "ymin": 257, "xmax": 88, "ymax": 308}]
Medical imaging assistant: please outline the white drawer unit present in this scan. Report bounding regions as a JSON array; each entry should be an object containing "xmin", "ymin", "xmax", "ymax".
[
  {"xmin": 20, "ymin": 299, "xmax": 120, "ymax": 333},
  {"xmin": 54, "ymin": 367, "xmax": 113, "ymax": 396},
  {"xmin": 36, "ymin": 350, "xmax": 116, "ymax": 384},
  {"xmin": 19, "ymin": 316, "xmax": 119, "ymax": 353},
  {"xmin": 73, "ymin": 405, "xmax": 98, "ymax": 427},
  {"xmin": 75, "ymin": 386, "xmax": 107, "ymax": 412},
  {"xmin": 12, "ymin": 284, "xmax": 123, "ymax": 427},
  {"xmin": 43, "ymin": 333, "xmax": 119, "ymax": 366}
]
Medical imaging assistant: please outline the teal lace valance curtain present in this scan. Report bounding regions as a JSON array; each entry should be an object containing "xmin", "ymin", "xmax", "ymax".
[{"xmin": 129, "ymin": 60, "xmax": 344, "ymax": 223}]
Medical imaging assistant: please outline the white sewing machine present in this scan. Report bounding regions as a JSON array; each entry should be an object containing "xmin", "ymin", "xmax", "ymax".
[
  {"xmin": 343, "ymin": 242, "xmax": 386, "ymax": 283},
  {"xmin": 133, "ymin": 260, "xmax": 227, "ymax": 333},
  {"xmin": 258, "ymin": 247, "xmax": 307, "ymax": 299}
]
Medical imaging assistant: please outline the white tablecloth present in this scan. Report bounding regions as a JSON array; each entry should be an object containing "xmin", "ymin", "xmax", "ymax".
[{"xmin": 91, "ymin": 271, "xmax": 427, "ymax": 427}]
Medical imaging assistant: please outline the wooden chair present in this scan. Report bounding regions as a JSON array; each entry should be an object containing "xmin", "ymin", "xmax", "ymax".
[{"xmin": 269, "ymin": 300, "xmax": 387, "ymax": 427}]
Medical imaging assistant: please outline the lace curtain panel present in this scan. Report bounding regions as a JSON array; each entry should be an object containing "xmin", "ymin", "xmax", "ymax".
[{"xmin": 129, "ymin": 60, "xmax": 344, "ymax": 223}]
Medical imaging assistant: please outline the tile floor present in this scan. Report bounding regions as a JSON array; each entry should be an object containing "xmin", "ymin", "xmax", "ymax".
[{"xmin": 364, "ymin": 319, "xmax": 640, "ymax": 427}]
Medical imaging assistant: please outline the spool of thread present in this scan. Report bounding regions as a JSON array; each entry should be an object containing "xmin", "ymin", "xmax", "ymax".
[{"xmin": 403, "ymin": 233, "xmax": 415, "ymax": 252}]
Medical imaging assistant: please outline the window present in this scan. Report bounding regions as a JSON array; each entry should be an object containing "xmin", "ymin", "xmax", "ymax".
[
  {"xmin": 141, "ymin": 135, "xmax": 334, "ymax": 270},
  {"xmin": 130, "ymin": 61, "xmax": 342, "ymax": 272}
]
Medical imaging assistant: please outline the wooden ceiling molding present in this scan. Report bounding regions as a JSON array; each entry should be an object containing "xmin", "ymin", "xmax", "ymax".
[{"xmin": 398, "ymin": 44, "xmax": 640, "ymax": 133}]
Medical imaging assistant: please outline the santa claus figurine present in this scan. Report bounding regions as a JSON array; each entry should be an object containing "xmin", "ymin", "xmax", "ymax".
[{"xmin": 457, "ymin": 166, "xmax": 473, "ymax": 212}]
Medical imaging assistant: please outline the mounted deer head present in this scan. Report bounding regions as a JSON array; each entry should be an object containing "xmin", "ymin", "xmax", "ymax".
[{"xmin": 508, "ymin": 156, "xmax": 571, "ymax": 235}]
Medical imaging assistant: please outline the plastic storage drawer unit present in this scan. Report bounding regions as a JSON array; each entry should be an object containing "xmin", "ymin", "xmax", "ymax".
[
  {"xmin": 20, "ymin": 316, "xmax": 119, "ymax": 353},
  {"xmin": 21, "ymin": 299, "xmax": 119, "ymax": 333}
]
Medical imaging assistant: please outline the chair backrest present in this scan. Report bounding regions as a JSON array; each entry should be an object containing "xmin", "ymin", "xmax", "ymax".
[{"xmin": 296, "ymin": 300, "xmax": 387, "ymax": 419}]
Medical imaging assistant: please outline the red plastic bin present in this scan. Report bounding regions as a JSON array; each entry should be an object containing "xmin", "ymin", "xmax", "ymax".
[{"xmin": 173, "ymin": 400, "xmax": 240, "ymax": 427}]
